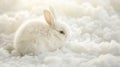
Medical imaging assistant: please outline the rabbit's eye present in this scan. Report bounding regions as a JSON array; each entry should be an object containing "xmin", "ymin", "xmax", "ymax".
[{"xmin": 59, "ymin": 31, "xmax": 65, "ymax": 35}]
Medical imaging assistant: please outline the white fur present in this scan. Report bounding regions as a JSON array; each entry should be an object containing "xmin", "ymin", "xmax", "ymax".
[{"xmin": 13, "ymin": 9, "xmax": 70, "ymax": 56}]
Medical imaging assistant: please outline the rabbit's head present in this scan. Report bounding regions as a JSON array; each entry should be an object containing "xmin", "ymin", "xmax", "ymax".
[{"xmin": 44, "ymin": 8, "xmax": 70, "ymax": 42}]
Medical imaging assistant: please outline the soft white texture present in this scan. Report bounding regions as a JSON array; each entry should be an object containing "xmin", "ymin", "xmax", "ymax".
[{"xmin": 0, "ymin": 0, "xmax": 120, "ymax": 67}]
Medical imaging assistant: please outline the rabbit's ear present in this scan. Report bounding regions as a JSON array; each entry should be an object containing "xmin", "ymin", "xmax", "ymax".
[{"xmin": 44, "ymin": 10, "xmax": 55, "ymax": 25}]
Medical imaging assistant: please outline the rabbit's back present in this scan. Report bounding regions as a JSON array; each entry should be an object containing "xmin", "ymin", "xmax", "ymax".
[{"xmin": 14, "ymin": 19, "xmax": 49, "ymax": 55}]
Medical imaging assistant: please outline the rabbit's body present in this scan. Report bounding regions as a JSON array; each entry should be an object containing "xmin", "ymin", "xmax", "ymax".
[
  {"xmin": 13, "ymin": 8, "xmax": 70, "ymax": 56},
  {"xmin": 14, "ymin": 19, "xmax": 48, "ymax": 55}
]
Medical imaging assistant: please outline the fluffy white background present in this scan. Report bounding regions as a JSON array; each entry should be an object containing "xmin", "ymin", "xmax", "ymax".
[{"xmin": 0, "ymin": 0, "xmax": 120, "ymax": 67}]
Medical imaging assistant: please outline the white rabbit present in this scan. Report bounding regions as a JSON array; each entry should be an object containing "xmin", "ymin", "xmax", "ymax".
[{"xmin": 12, "ymin": 8, "xmax": 70, "ymax": 56}]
